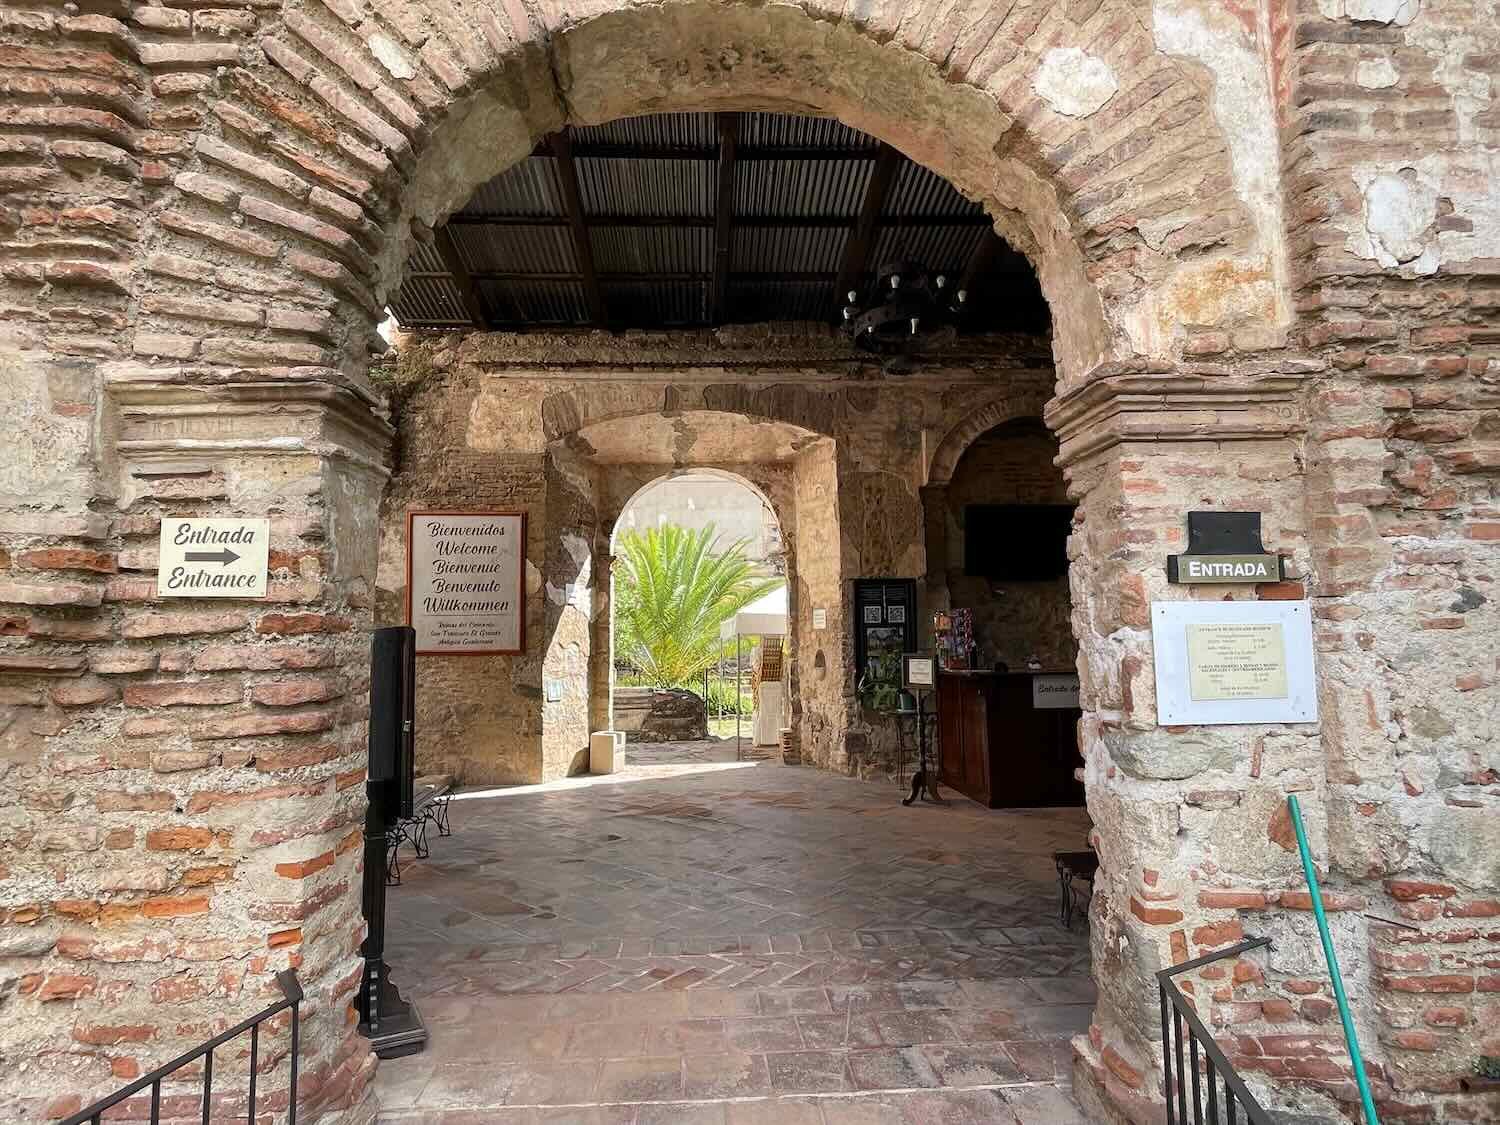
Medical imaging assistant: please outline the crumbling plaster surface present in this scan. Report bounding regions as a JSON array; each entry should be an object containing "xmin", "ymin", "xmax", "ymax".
[{"xmin": 1149, "ymin": 0, "xmax": 1290, "ymax": 349}]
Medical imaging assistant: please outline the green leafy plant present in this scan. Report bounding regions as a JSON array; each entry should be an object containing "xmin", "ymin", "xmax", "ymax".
[
  {"xmin": 704, "ymin": 678, "xmax": 754, "ymax": 717},
  {"xmin": 613, "ymin": 524, "xmax": 781, "ymax": 690}
]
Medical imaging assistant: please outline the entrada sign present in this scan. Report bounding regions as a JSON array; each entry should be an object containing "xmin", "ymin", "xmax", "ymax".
[
  {"xmin": 1167, "ymin": 511, "xmax": 1284, "ymax": 585},
  {"xmin": 1169, "ymin": 553, "xmax": 1283, "ymax": 584},
  {"xmin": 157, "ymin": 518, "xmax": 270, "ymax": 598}
]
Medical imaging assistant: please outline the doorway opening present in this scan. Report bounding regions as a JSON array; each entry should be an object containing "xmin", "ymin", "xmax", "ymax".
[
  {"xmin": 373, "ymin": 107, "xmax": 1096, "ymax": 1121},
  {"xmin": 607, "ymin": 469, "xmax": 787, "ymax": 760},
  {"xmin": 927, "ymin": 416, "xmax": 1085, "ymax": 810}
]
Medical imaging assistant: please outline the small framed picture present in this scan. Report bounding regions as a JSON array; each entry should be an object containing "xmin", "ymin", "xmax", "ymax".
[
  {"xmin": 886, "ymin": 605, "xmax": 906, "ymax": 624},
  {"xmin": 863, "ymin": 605, "xmax": 884, "ymax": 624}
]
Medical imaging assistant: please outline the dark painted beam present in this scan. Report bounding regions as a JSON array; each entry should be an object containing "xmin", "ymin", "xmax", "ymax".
[
  {"xmin": 432, "ymin": 225, "xmax": 488, "ymax": 328},
  {"xmin": 956, "ymin": 230, "xmax": 1003, "ymax": 311},
  {"xmin": 708, "ymin": 112, "xmax": 739, "ymax": 325},
  {"xmin": 832, "ymin": 143, "xmax": 902, "ymax": 317},
  {"xmin": 549, "ymin": 130, "xmax": 606, "ymax": 326}
]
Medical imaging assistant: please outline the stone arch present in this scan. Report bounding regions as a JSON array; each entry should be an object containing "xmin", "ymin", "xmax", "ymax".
[
  {"xmin": 112, "ymin": 0, "xmax": 1287, "ymax": 400},
  {"xmin": 607, "ymin": 467, "xmax": 785, "ymax": 558},
  {"xmin": 542, "ymin": 387, "xmax": 843, "ymax": 448},
  {"xmin": 927, "ymin": 393, "xmax": 1053, "ymax": 485}
]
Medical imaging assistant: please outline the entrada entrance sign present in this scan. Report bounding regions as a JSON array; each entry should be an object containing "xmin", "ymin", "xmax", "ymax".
[
  {"xmin": 406, "ymin": 511, "xmax": 526, "ymax": 654},
  {"xmin": 156, "ymin": 518, "xmax": 270, "ymax": 598}
]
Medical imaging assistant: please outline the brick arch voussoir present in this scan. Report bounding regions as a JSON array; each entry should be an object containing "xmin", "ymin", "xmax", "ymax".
[
  {"xmin": 126, "ymin": 0, "xmax": 1264, "ymax": 388},
  {"xmin": 928, "ymin": 394, "xmax": 1051, "ymax": 486}
]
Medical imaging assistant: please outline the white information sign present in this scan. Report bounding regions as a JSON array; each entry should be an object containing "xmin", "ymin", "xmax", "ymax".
[
  {"xmin": 157, "ymin": 517, "xmax": 269, "ymax": 598},
  {"xmin": 1032, "ymin": 674, "xmax": 1080, "ymax": 709},
  {"xmin": 812, "ymin": 608, "xmax": 827, "ymax": 630},
  {"xmin": 407, "ymin": 511, "xmax": 525, "ymax": 654},
  {"xmin": 903, "ymin": 654, "xmax": 935, "ymax": 689},
  {"xmin": 1151, "ymin": 600, "xmax": 1317, "ymax": 725}
]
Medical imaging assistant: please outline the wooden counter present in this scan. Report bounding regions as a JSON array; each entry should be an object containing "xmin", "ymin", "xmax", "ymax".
[{"xmin": 935, "ymin": 670, "xmax": 1084, "ymax": 809}]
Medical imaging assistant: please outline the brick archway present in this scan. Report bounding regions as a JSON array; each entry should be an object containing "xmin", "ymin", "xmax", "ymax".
[
  {"xmin": 20, "ymin": 0, "xmax": 1500, "ymax": 1122},
  {"xmin": 112, "ymin": 0, "xmax": 1284, "ymax": 394},
  {"xmin": 926, "ymin": 393, "xmax": 1054, "ymax": 487}
]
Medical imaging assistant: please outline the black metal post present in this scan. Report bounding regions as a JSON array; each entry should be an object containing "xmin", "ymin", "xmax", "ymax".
[{"xmin": 357, "ymin": 626, "xmax": 427, "ymax": 1058}]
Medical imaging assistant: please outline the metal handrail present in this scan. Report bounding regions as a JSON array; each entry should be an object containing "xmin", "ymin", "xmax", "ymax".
[
  {"xmin": 1159, "ymin": 937, "xmax": 1275, "ymax": 1125},
  {"xmin": 59, "ymin": 969, "xmax": 302, "ymax": 1125},
  {"xmin": 1287, "ymin": 794, "xmax": 1380, "ymax": 1124}
]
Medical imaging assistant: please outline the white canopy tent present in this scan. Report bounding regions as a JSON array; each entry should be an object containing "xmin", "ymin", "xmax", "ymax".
[
  {"xmin": 720, "ymin": 586, "xmax": 788, "ymax": 757},
  {"xmin": 720, "ymin": 585, "xmax": 788, "ymax": 641}
]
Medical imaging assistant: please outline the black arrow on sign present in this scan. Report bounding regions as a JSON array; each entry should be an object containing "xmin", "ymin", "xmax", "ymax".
[{"xmin": 184, "ymin": 548, "xmax": 240, "ymax": 566}]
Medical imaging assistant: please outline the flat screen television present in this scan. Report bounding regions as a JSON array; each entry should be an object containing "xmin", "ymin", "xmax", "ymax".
[{"xmin": 963, "ymin": 504, "xmax": 1073, "ymax": 580}]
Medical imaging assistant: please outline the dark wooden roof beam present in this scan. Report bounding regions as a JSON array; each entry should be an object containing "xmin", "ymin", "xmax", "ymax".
[
  {"xmin": 549, "ymin": 129, "xmax": 607, "ymax": 326},
  {"xmin": 432, "ymin": 225, "xmax": 489, "ymax": 329},
  {"xmin": 832, "ymin": 143, "xmax": 902, "ymax": 319},
  {"xmin": 708, "ymin": 112, "xmax": 739, "ymax": 325}
]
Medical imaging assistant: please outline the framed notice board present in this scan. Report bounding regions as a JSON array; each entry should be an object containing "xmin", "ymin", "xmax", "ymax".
[
  {"xmin": 406, "ymin": 510, "xmax": 526, "ymax": 654},
  {"xmin": 853, "ymin": 578, "xmax": 917, "ymax": 710}
]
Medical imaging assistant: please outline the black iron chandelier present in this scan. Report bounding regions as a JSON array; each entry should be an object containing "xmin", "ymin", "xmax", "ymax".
[{"xmin": 843, "ymin": 259, "xmax": 968, "ymax": 355}]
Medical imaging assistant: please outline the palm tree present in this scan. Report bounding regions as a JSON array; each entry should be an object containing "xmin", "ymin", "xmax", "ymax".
[{"xmin": 613, "ymin": 523, "xmax": 782, "ymax": 690}]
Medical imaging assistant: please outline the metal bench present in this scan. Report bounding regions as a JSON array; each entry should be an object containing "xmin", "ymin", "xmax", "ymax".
[
  {"xmin": 386, "ymin": 779, "xmax": 454, "ymax": 886},
  {"xmin": 1054, "ymin": 849, "xmax": 1098, "ymax": 929}
]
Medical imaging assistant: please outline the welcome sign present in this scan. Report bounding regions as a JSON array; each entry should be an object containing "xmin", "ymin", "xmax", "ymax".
[{"xmin": 406, "ymin": 511, "xmax": 526, "ymax": 654}]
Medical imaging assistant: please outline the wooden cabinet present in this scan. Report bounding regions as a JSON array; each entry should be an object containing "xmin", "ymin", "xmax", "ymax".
[{"xmin": 935, "ymin": 671, "xmax": 1084, "ymax": 809}]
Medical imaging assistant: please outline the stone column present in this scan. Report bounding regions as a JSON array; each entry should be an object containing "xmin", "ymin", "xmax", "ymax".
[
  {"xmin": 1047, "ymin": 371, "xmax": 1314, "ymax": 1119},
  {"xmin": 540, "ymin": 446, "xmax": 599, "ymax": 780},
  {"xmin": 0, "ymin": 375, "xmax": 389, "ymax": 1120},
  {"xmin": 919, "ymin": 483, "xmax": 950, "ymax": 645}
]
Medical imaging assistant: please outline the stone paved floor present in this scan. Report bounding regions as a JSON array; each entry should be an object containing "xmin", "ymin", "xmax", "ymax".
[{"xmin": 374, "ymin": 740, "xmax": 1097, "ymax": 1123}]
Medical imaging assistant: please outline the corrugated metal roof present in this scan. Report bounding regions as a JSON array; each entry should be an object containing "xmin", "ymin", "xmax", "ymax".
[
  {"xmin": 453, "ymin": 224, "xmax": 576, "ymax": 275},
  {"xmin": 738, "ymin": 113, "xmax": 873, "ymax": 150},
  {"xmin": 477, "ymin": 279, "xmax": 591, "ymax": 325},
  {"xmin": 601, "ymin": 279, "xmax": 706, "ymax": 326},
  {"xmin": 463, "ymin": 156, "xmax": 565, "ymax": 217},
  {"xmin": 577, "ymin": 157, "xmax": 713, "ymax": 218},
  {"xmin": 871, "ymin": 225, "xmax": 982, "ymax": 276},
  {"xmin": 733, "ymin": 225, "xmax": 846, "ymax": 275},
  {"xmin": 572, "ymin": 113, "xmax": 716, "ymax": 149},
  {"xmin": 590, "ymin": 226, "xmax": 711, "ymax": 274},
  {"xmin": 389, "ymin": 109, "xmax": 1049, "ymax": 336},
  {"xmin": 735, "ymin": 158, "xmax": 869, "ymax": 218},
  {"xmin": 886, "ymin": 162, "xmax": 983, "ymax": 219}
]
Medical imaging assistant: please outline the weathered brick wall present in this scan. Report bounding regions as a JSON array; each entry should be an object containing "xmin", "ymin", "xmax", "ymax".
[{"xmin": 0, "ymin": 399, "xmax": 386, "ymax": 1120}]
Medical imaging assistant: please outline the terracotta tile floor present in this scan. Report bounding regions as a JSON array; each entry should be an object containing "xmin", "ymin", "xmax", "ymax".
[{"xmin": 374, "ymin": 741, "xmax": 1096, "ymax": 1123}]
